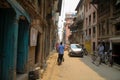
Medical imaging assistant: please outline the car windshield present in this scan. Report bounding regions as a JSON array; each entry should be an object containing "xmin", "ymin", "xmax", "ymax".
[
  {"xmin": 76, "ymin": 45, "xmax": 81, "ymax": 48},
  {"xmin": 71, "ymin": 44, "xmax": 81, "ymax": 49}
]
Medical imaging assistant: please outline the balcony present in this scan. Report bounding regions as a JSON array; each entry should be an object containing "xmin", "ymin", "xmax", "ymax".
[
  {"xmin": 73, "ymin": 16, "xmax": 83, "ymax": 30},
  {"xmin": 76, "ymin": 15, "xmax": 84, "ymax": 22}
]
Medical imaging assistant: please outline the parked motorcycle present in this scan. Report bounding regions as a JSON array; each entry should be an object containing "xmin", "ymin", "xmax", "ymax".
[{"xmin": 83, "ymin": 48, "xmax": 88, "ymax": 56}]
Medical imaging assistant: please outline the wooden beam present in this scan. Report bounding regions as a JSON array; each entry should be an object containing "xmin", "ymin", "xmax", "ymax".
[
  {"xmin": 91, "ymin": 4, "xmax": 97, "ymax": 10},
  {"xmin": 0, "ymin": 0, "xmax": 11, "ymax": 8}
]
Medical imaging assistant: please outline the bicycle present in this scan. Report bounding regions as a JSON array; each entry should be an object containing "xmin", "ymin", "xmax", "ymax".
[
  {"xmin": 103, "ymin": 52, "xmax": 109, "ymax": 64},
  {"xmin": 104, "ymin": 50, "xmax": 114, "ymax": 67},
  {"xmin": 98, "ymin": 50, "xmax": 114, "ymax": 67},
  {"xmin": 91, "ymin": 51, "xmax": 101, "ymax": 66}
]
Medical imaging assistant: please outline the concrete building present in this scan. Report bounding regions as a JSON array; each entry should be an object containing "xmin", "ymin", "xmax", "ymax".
[
  {"xmin": 83, "ymin": 0, "xmax": 97, "ymax": 53},
  {"xmin": 0, "ymin": 0, "xmax": 61, "ymax": 80},
  {"xmin": 71, "ymin": 0, "xmax": 97, "ymax": 54},
  {"xmin": 91, "ymin": 0, "xmax": 120, "ymax": 65},
  {"xmin": 71, "ymin": 0, "xmax": 85, "ymax": 44}
]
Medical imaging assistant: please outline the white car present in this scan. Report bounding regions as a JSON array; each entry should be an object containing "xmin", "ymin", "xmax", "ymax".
[{"xmin": 68, "ymin": 44, "xmax": 83, "ymax": 57}]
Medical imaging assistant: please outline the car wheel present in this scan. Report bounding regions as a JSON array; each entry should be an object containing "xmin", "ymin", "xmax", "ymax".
[{"xmin": 80, "ymin": 52, "xmax": 84, "ymax": 57}]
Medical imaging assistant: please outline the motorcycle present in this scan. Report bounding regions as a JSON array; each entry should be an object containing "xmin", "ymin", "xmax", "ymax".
[{"xmin": 83, "ymin": 48, "xmax": 88, "ymax": 56}]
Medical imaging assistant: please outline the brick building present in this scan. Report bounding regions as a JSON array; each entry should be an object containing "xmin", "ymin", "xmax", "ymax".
[
  {"xmin": 64, "ymin": 13, "xmax": 75, "ymax": 44},
  {"xmin": 91, "ymin": 0, "xmax": 120, "ymax": 65},
  {"xmin": 71, "ymin": 0, "xmax": 97, "ymax": 54},
  {"xmin": 73, "ymin": 0, "xmax": 85, "ymax": 44},
  {"xmin": 83, "ymin": 0, "xmax": 97, "ymax": 53},
  {"xmin": 0, "ymin": 0, "xmax": 61, "ymax": 80}
]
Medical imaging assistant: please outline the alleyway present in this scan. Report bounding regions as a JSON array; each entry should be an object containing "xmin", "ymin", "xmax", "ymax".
[{"xmin": 41, "ymin": 51, "xmax": 120, "ymax": 80}]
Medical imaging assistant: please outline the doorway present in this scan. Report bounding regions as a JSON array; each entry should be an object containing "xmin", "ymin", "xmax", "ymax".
[
  {"xmin": 0, "ymin": 8, "xmax": 17, "ymax": 80},
  {"xmin": 17, "ymin": 16, "xmax": 29, "ymax": 73},
  {"xmin": 112, "ymin": 43, "xmax": 120, "ymax": 65},
  {"xmin": 35, "ymin": 32, "xmax": 41, "ymax": 64}
]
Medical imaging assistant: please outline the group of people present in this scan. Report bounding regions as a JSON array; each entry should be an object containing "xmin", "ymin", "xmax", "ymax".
[
  {"xmin": 93, "ymin": 43, "xmax": 113, "ymax": 66},
  {"xmin": 56, "ymin": 42, "xmax": 65, "ymax": 64},
  {"xmin": 56, "ymin": 42, "xmax": 113, "ymax": 66},
  {"xmin": 92, "ymin": 43, "xmax": 105, "ymax": 65}
]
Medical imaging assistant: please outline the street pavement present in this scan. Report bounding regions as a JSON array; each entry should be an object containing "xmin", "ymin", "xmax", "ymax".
[{"xmin": 41, "ymin": 51, "xmax": 120, "ymax": 80}]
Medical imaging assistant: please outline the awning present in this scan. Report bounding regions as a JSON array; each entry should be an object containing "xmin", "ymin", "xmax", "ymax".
[
  {"xmin": 109, "ymin": 37, "xmax": 120, "ymax": 40},
  {"xmin": 7, "ymin": 0, "xmax": 31, "ymax": 22},
  {"xmin": 109, "ymin": 37, "xmax": 120, "ymax": 43}
]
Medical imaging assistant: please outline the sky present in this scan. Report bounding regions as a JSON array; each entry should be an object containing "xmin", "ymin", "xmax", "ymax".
[
  {"xmin": 58, "ymin": 0, "xmax": 80, "ymax": 42},
  {"xmin": 63, "ymin": 0, "xmax": 80, "ymax": 13}
]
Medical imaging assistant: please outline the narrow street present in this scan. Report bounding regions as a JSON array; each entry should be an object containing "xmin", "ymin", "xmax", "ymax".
[{"xmin": 41, "ymin": 51, "xmax": 120, "ymax": 80}]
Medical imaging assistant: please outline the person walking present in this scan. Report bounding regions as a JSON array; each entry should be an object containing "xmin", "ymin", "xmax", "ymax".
[
  {"xmin": 98, "ymin": 43, "xmax": 104, "ymax": 65},
  {"xmin": 57, "ymin": 42, "xmax": 65, "ymax": 65}
]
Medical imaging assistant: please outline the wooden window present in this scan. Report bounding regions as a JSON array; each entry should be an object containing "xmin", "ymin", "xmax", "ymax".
[
  {"xmin": 89, "ymin": 28, "xmax": 91, "ymax": 35},
  {"xmin": 93, "ymin": 42, "xmax": 95, "ymax": 51},
  {"xmin": 98, "ymin": 24, "xmax": 101, "ymax": 36},
  {"xmin": 89, "ymin": 15, "xmax": 91, "ymax": 25},
  {"xmin": 86, "ymin": 30, "xmax": 87, "ymax": 36},
  {"xmin": 93, "ymin": 27, "xmax": 96, "ymax": 34},
  {"xmin": 106, "ymin": 20, "xmax": 109, "ymax": 34},
  {"xmin": 86, "ymin": 18, "xmax": 88, "ymax": 27},
  {"xmin": 93, "ymin": 12, "xmax": 96, "ymax": 23},
  {"xmin": 116, "ymin": 24, "xmax": 120, "ymax": 31}
]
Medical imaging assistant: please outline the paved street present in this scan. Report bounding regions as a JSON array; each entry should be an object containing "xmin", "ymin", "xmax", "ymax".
[{"xmin": 41, "ymin": 51, "xmax": 120, "ymax": 80}]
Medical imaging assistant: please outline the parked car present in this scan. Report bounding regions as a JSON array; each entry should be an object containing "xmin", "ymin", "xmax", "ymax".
[{"xmin": 68, "ymin": 44, "xmax": 83, "ymax": 57}]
